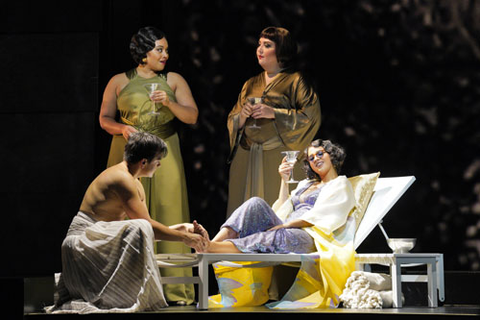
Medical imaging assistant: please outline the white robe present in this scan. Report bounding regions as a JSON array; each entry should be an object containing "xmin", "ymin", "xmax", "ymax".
[
  {"xmin": 269, "ymin": 176, "xmax": 357, "ymax": 309},
  {"xmin": 273, "ymin": 175, "xmax": 356, "ymax": 237}
]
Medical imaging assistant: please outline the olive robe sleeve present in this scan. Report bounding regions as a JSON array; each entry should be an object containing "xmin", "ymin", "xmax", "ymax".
[
  {"xmin": 271, "ymin": 73, "xmax": 322, "ymax": 150},
  {"xmin": 227, "ymin": 71, "xmax": 321, "ymax": 159}
]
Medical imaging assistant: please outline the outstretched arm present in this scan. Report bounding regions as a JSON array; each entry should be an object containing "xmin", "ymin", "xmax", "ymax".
[
  {"xmin": 169, "ymin": 221, "xmax": 210, "ymax": 241},
  {"xmin": 115, "ymin": 177, "xmax": 208, "ymax": 251}
]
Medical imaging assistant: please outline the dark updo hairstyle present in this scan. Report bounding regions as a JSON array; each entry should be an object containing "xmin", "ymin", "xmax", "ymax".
[
  {"xmin": 124, "ymin": 132, "xmax": 168, "ymax": 164},
  {"xmin": 303, "ymin": 139, "xmax": 346, "ymax": 181},
  {"xmin": 130, "ymin": 26, "xmax": 166, "ymax": 65},
  {"xmin": 259, "ymin": 26, "xmax": 298, "ymax": 69}
]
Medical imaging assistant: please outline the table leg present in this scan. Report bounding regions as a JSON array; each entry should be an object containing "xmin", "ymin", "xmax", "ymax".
[
  {"xmin": 437, "ymin": 255, "xmax": 445, "ymax": 302},
  {"xmin": 427, "ymin": 262, "xmax": 438, "ymax": 307},
  {"xmin": 391, "ymin": 262, "xmax": 403, "ymax": 308},
  {"xmin": 197, "ymin": 256, "xmax": 209, "ymax": 310}
]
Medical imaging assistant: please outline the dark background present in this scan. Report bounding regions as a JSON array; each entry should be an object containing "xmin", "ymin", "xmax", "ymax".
[{"xmin": 1, "ymin": 0, "xmax": 479, "ymax": 285}]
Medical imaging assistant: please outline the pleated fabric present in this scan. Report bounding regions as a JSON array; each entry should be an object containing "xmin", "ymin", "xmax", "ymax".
[{"xmin": 45, "ymin": 212, "xmax": 168, "ymax": 314}]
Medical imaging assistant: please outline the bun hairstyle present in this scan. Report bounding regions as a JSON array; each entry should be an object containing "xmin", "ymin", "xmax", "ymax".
[
  {"xmin": 130, "ymin": 27, "xmax": 166, "ymax": 65},
  {"xmin": 259, "ymin": 27, "xmax": 298, "ymax": 68}
]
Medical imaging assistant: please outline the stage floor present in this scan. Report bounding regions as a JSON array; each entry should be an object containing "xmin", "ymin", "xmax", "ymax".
[{"xmin": 24, "ymin": 304, "xmax": 480, "ymax": 319}]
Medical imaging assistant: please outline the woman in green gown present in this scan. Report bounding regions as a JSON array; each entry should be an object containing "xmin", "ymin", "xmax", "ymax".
[
  {"xmin": 99, "ymin": 27, "xmax": 198, "ymax": 306},
  {"xmin": 227, "ymin": 27, "xmax": 322, "ymax": 217}
]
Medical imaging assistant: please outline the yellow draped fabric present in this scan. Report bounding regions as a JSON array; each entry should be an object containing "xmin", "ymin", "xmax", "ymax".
[
  {"xmin": 226, "ymin": 70, "xmax": 321, "ymax": 216},
  {"xmin": 106, "ymin": 69, "xmax": 195, "ymax": 305},
  {"xmin": 209, "ymin": 262, "xmax": 274, "ymax": 308},
  {"xmin": 209, "ymin": 176, "xmax": 356, "ymax": 309}
]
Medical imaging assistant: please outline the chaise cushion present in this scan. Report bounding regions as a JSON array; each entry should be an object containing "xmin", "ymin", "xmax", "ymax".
[{"xmin": 348, "ymin": 172, "xmax": 380, "ymax": 230}]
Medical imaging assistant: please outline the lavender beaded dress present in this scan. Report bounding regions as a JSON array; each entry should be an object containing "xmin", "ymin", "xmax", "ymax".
[{"xmin": 223, "ymin": 182, "xmax": 322, "ymax": 254}]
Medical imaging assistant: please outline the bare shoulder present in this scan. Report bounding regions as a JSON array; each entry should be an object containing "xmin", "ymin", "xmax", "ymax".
[
  {"xmin": 166, "ymin": 71, "xmax": 189, "ymax": 90},
  {"xmin": 103, "ymin": 72, "xmax": 129, "ymax": 96},
  {"xmin": 101, "ymin": 164, "xmax": 136, "ymax": 193},
  {"xmin": 111, "ymin": 72, "xmax": 129, "ymax": 82},
  {"xmin": 107, "ymin": 167, "xmax": 145, "ymax": 202},
  {"xmin": 109, "ymin": 72, "xmax": 129, "ymax": 88},
  {"xmin": 166, "ymin": 71, "xmax": 185, "ymax": 81}
]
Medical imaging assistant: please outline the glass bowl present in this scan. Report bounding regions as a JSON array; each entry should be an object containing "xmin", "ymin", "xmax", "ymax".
[{"xmin": 387, "ymin": 238, "xmax": 416, "ymax": 253}]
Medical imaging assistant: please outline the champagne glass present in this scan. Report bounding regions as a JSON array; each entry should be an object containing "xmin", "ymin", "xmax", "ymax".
[
  {"xmin": 144, "ymin": 83, "xmax": 162, "ymax": 114},
  {"xmin": 282, "ymin": 150, "xmax": 300, "ymax": 183},
  {"xmin": 247, "ymin": 97, "xmax": 262, "ymax": 130}
]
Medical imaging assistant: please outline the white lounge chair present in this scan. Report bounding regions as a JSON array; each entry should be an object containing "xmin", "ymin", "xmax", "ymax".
[{"xmin": 157, "ymin": 175, "xmax": 445, "ymax": 309}]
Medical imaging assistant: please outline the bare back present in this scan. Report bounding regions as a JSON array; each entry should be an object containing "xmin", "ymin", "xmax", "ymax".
[{"xmin": 79, "ymin": 162, "xmax": 146, "ymax": 222}]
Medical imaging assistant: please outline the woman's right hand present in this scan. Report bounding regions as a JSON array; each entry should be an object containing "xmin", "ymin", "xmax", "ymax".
[
  {"xmin": 278, "ymin": 156, "xmax": 294, "ymax": 182},
  {"xmin": 238, "ymin": 101, "xmax": 254, "ymax": 128},
  {"xmin": 242, "ymin": 101, "xmax": 254, "ymax": 117},
  {"xmin": 121, "ymin": 125, "xmax": 138, "ymax": 140}
]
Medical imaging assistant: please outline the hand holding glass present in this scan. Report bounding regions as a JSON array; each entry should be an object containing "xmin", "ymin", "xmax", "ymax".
[
  {"xmin": 282, "ymin": 150, "xmax": 300, "ymax": 183},
  {"xmin": 247, "ymin": 97, "xmax": 262, "ymax": 129},
  {"xmin": 144, "ymin": 83, "xmax": 162, "ymax": 114}
]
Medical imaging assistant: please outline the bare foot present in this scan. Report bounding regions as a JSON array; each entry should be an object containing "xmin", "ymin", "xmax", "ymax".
[{"xmin": 193, "ymin": 220, "xmax": 210, "ymax": 241}]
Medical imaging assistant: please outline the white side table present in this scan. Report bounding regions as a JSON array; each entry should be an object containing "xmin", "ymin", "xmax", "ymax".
[{"xmin": 355, "ymin": 253, "xmax": 445, "ymax": 308}]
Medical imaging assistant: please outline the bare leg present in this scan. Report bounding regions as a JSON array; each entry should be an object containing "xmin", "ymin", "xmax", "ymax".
[
  {"xmin": 191, "ymin": 222, "xmax": 242, "ymax": 253},
  {"xmin": 190, "ymin": 220, "xmax": 238, "ymax": 243},
  {"xmin": 205, "ymin": 241, "xmax": 242, "ymax": 253},
  {"xmin": 211, "ymin": 226, "xmax": 238, "ymax": 242}
]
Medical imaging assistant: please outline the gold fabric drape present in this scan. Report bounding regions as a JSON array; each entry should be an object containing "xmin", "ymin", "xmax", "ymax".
[{"xmin": 227, "ymin": 70, "xmax": 321, "ymax": 216}]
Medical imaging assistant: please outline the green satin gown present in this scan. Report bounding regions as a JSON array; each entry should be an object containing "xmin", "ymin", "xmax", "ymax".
[{"xmin": 106, "ymin": 69, "xmax": 195, "ymax": 305}]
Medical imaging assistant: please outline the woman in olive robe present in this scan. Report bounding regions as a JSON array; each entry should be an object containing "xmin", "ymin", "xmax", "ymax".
[
  {"xmin": 98, "ymin": 27, "xmax": 198, "ymax": 306},
  {"xmin": 227, "ymin": 26, "xmax": 322, "ymax": 217}
]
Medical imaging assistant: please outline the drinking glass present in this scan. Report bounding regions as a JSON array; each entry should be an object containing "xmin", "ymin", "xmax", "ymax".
[
  {"xmin": 144, "ymin": 83, "xmax": 162, "ymax": 114},
  {"xmin": 282, "ymin": 150, "xmax": 300, "ymax": 183},
  {"xmin": 247, "ymin": 97, "xmax": 262, "ymax": 130}
]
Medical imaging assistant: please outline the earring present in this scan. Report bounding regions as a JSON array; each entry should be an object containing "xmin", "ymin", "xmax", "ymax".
[{"xmin": 142, "ymin": 57, "xmax": 147, "ymax": 64}]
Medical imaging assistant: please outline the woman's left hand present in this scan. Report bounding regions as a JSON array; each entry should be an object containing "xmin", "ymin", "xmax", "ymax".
[
  {"xmin": 268, "ymin": 219, "xmax": 313, "ymax": 231},
  {"xmin": 150, "ymin": 90, "xmax": 172, "ymax": 107},
  {"xmin": 251, "ymin": 103, "xmax": 275, "ymax": 119},
  {"xmin": 268, "ymin": 224, "xmax": 288, "ymax": 231}
]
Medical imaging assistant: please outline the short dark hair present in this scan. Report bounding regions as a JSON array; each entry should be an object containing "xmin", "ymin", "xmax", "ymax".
[
  {"xmin": 259, "ymin": 27, "xmax": 297, "ymax": 68},
  {"xmin": 130, "ymin": 26, "xmax": 166, "ymax": 65},
  {"xmin": 303, "ymin": 139, "xmax": 346, "ymax": 180},
  {"xmin": 124, "ymin": 132, "xmax": 168, "ymax": 164}
]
